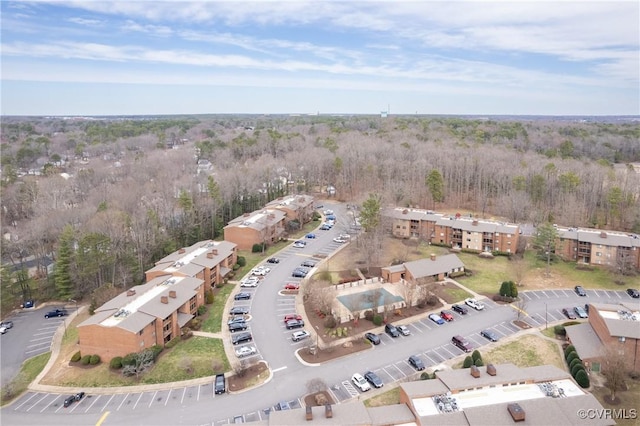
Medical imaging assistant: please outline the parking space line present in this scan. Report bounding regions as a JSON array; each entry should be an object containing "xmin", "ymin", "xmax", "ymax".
[
  {"xmin": 423, "ymin": 352, "xmax": 438, "ymax": 364},
  {"xmin": 82, "ymin": 394, "xmax": 100, "ymax": 413},
  {"xmin": 392, "ymin": 363, "xmax": 408, "ymax": 377},
  {"xmin": 531, "ymin": 292, "xmax": 541, "ymax": 299},
  {"xmin": 147, "ymin": 391, "xmax": 157, "ymax": 408},
  {"xmin": 27, "ymin": 393, "xmax": 49, "ymax": 412},
  {"xmin": 14, "ymin": 392, "xmax": 40, "ymax": 411},
  {"xmin": 409, "ymin": 323, "xmax": 423, "ymax": 333},
  {"xmin": 116, "ymin": 393, "xmax": 130, "ymax": 411},
  {"xmin": 42, "ymin": 395, "xmax": 60, "ymax": 413},
  {"xmin": 100, "ymin": 394, "xmax": 115, "ymax": 412},
  {"xmin": 180, "ymin": 387, "xmax": 187, "ymax": 405},
  {"xmin": 441, "ymin": 345, "xmax": 458, "ymax": 358},
  {"xmin": 165, "ymin": 389, "xmax": 173, "ymax": 406},
  {"xmin": 132, "ymin": 392, "xmax": 144, "ymax": 410}
]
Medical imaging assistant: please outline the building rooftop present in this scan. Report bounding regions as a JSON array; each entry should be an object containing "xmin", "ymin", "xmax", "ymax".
[
  {"xmin": 590, "ymin": 302, "xmax": 640, "ymax": 339},
  {"xmin": 264, "ymin": 194, "xmax": 314, "ymax": 210},
  {"xmin": 402, "ymin": 254, "xmax": 464, "ymax": 279},
  {"xmin": 225, "ymin": 209, "xmax": 287, "ymax": 231},
  {"xmin": 434, "ymin": 216, "xmax": 519, "ymax": 235},
  {"xmin": 565, "ymin": 323, "xmax": 604, "ymax": 359},
  {"xmin": 557, "ymin": 227, "xmax": 640, "ymax": 248}
]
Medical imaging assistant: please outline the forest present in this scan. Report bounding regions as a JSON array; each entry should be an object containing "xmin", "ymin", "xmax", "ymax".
[{"xmin": 1, "ymin": 115, "xmax": 639, "ymax": 313}]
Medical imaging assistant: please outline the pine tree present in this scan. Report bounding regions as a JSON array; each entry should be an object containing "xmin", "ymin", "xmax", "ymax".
[{"xmin": 54, "ymin": 224, "xmax": 75, "ymax": 300}]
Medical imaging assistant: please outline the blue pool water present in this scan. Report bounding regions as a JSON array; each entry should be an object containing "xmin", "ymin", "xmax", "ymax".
[{"xmin": 337, "ymin": 288, "xmax": 404, "ymax": 311}]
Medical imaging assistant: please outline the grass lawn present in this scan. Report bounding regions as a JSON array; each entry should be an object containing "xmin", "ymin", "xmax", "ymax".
[
  {"xmin": 1, "ymin": 352, "xmax": 51, "ymax": 406},
  {"xmin": 202, "ymin": 283, "xmax": 235, "ymax": 333},
  {"xmin": 454, "ymin": 253, "xmax": 512, "ymax": 295},
  {"xmin": 441, "ymin": 287, "xmax": 473, "ymax": 304},
  {"xmin": 364, "ymin": 386, "xmax": 401, "ymax": 407},
  {"xmin": 482, "ymin": 334, "xmax": 565, "ymax": 370}
]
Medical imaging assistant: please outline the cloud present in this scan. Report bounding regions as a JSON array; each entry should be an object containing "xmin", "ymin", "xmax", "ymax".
[{"xmin": 67, "ymin": 17, "xmax": 103, "ymax": 26}]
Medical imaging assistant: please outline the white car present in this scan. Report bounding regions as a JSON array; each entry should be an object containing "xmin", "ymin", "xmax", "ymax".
[
  {"xmin": 235, "ymin": 346, "xmax": 257, "ymax": 358},
  {"xmin": 291, "ymin": 330, "xmax": 310, "ymax": 342},
  {"xmin": 351, "ymin": 373, "xmax": 371, "ymax": 392},
  {"xmin": 465, "ymin": 298, "xmax": 485, "ymax": 310},
  {"xmin": 240, "ymin": 277, "xmax": 259, "ymax": 287},
  {"xmin": 324, "ymin": 209, "xmax": 334, "ymax": 215},
  {"xmin": 397, "ymin": 325, "xmax": 411, "ymax": 336},
  {"xmin": 0, "ymin": 326, "xmax": 7, "ymax": 335},
  {"xmin": 251, "ymin": 266, "xmax": 270, "ymax": 276},
  {"xmin": 338, "ymin": 234, "xmax": 351, "ymax": 240},
  {"xmin": 333, "ymin": 237, "xmax": 348, "ymax": 244},
  {"xmin": 293, "ymin": 241, "xmax": 306, "ymax": 248}
]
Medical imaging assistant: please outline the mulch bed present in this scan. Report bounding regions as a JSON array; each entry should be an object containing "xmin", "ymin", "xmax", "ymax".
[
  {"xmin": 228, "ymin": 362, "xmax": 269, "ymax": 391},
  {"xmin": 303, "ymin": 391, "xmax": 335, "ymax": 407}
]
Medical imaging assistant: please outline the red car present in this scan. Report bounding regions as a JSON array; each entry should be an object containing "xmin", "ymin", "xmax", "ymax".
[
  {"xmin": 284, "ymin": 283, "xmax": 300, "ymax": 290},
  {"xmin": 440, "ymin": 310, "xmax": 454, "ymax": 322},
  {"xmin": 284, "ymin": 314, "xmax": 303, "ymax": 323}
]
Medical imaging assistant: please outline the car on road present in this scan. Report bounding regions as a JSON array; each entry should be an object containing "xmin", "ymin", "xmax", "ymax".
[
  {"xmin": 332, "ymin": 237, "xmax": 348, "ymax": 243},
  {"xmin": 397, "ymin": 325, "xmax": 411, "ymax": 336},
  {"xmin": 284, "ymin": 314, "xmax": 303, "ymax": 323},
  {"xmin": 235, "ymin": 346, "xmax": 257, "ymax": 358},
  {"xmin": 364, "ymin": 332, "xmax": 380, "ymax": 345},
  {"xmin": 44, "ymin": 309, "xmax": 67, "ymax": 318},
  {"xmin": 301, "ymin": 259, "xmax": 317, "ymax": 268},
  {"xmin": 320, "ymin": 224, "xmax": 332, "ymax": 230},
  {"xmin": 291, "ymin": 268, "xmax": 309, "ymax": 278},
  {"xmin": 305, "ymin": 233, "xmax": 316, "ymax": 239},
  {"xmin": 0, "ymin": 320, "xmax": 14, "ymax": 329},
  {"xmin": 285, "ymin": 319, "xmax": 305, "ymax": 329},
  {"xmin": 385, "ymin": 323, "xmax": 400, "ymax": 337},
  {"xmin": 408, "ymin": 355, "xmax": 425, "ymax": 371},
  {"xmin": 465, "ymin": 298, "xmax": 485, "ymax": 310},
  {"xmin": 452, "ymin": 335, "xmax": 473, "ymax": 352},
  {"xmin": 440, "ymin": 310, "xmax": 454, "ymax": 322},
  {"xmin": 214, "ymin": 374, "xmax": 226, "ymax": 394},
  {"xmin": 627, "ymin": 288, "xmax": 640, "ymax": 298},
  {"xmin": 284, "ymin": 282, "xmax": 300, "ymax": 290},
  {"xmin": 351, "ymin": 373, "xmax": 371, "ymax": 392},
  {"xmin": 228, "ymin": 322, "xmax": 248, "ymax": 332},
  {"xmin": 451, "ymin": 304, "xmax": 468, "ymax": 315},
  {"xmin": 364, "ymin": 371, "xmax": 384, "ymax": 388},
  {"xmin": 234, "ymin": 292, "xmax": 252, "ymax": 300},
  {"xmin": 574, "ymin": 285, "xmax": 587, "ymax": 296},
  {"xmin": 429, "ymin": 313, "xmax": 445, "ymax": 325},
  {"xmin": 291, "ymin": 330, "xmax": 310, "ymax": 342},
  {"xmin": 266, "ymin": 257, "xmax": 280, "ymax": 264},
  {"xmin": 293, "ymin": 240, "xmax": 307, "ymax": 248},
  {"xmin": 230, "ymin": 306, "xmax": 250, "ymax": 315},
  {"xmin": 480, "ymin": 329, "xmax": 499, "ymax": 342},
  {"xmin": 574, "ymin": 306, "xmax": 588, "ymax": 319},
  {"xmin": 231, "ymin": 332, "xmax": 253, "ymax": 345},
  {"xmin": 562, "ymin": 308, "xmax": 577, "ymax": 319}
]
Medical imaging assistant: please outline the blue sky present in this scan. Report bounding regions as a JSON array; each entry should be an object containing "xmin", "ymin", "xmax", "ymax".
[{"xmin": 1, "ymin": 1, "xmax": 638, "ymax": 116}]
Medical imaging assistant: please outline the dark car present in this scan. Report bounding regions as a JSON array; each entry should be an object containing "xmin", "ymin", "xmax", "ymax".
[
  {"xmin": 74, "ymin": 391, "xmax": 85, "ymax": 402},
  {"xmin": 562, "ymin": 308, "xmax": 577, "ymax": 320},
  {"xmin": 63, "ymin": 395, "xmax": 76, "ymax": 408},
  {"xmin": 320, "ymin": 224, "xmax": 331, "ymax": 230},
  {"xmin": 291, "ymin": 268, "xmax": 309, "ymax": 278},
  {"xmin": 452, "ymin": 335, "xmax": 473, "ymax": 352},
  {"xmin": 301, "ymin": 260, "xmax": 317, "ymax": 268},
  {"xmin": 574, "ymin": 285, "xmax": 587, "ymax": 297},
  {"xmin": 385, "ymin": 323, "xmax": 400, "ymax": 338},
  {"xmin": 285, "ymin": 319, "xmax": 305, "ymax": 329},
  {"xmin": 574, "ymin": 306, "xmax": 588, "ymax": 319},
  {"xmin": 21, "ymin": 299, "xmax": 35, "ymax": 309},
  {"xmin": 440, "ymin": 310, "xmax": 454, "ymax": 322},
  {"xmin": 228, "ymin": 321, "xmax": 248, "ymax": 332},
  {"xmin": 364, "ymin": 371, "xmax": 384, "ymax": 388},
  {"xmin": 230, "ymin": 306, "xmax": 250, "ymax": 315},
  {"xmin": 227, "ymin": 316, "xmax": 246, "ymax": 325},
  {"xmin": 451, "ymin": 304, "xmax": 468, "ymax": 315},
  {"xmin": 480, "ymin": 329, "xmax": 499, "ymax": 342},
  {"xmin": 305, "ymin": 233, "xmax": 316, "ymax": 239},
  {"xmin": 214, "ymin": 373, "xmax": 226, "ymax": 394},
  {"xmin": 266, "ymin": 257, "xmax": 280, "ymax": 264},
  {"xmin": 44, "ymin": 309, "xmax": 67, "ymax": 318},
  {"xmin": 627, "ymin": 288, "xmax": 640, "ymax": 298},
  {"xmin": 234, "ymin": 292, "xmax": 251, "ymax": 301},
  {"xmin": 0, "ymin": 320, "xmax": 14, "ymax": 329},
  {"xmin": 364, "ymin": 332, "xmax": 380, "ymax": 345},
  {"xmin": 275, "ymin": 401, "xmax": 291, "ymax": 411},
  {"xmin": 408, "ymin": 355, "xmax": 425, "ymax": 371},
  {"xmin": 231, "ymin": 332, "xmax": 253, "ymax": 345}
]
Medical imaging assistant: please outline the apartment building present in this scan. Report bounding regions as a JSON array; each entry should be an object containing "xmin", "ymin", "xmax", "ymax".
[
  {"xmin": 555, "ymin": 226, "xmax": 640, "ymax": 270},
  {"xmin": 263, "ymin": 194, "xmax": 315, "ymax": 224},
  {"xmin": 385, "ymin": 207, "xmax": 520, "ymax": 253},
  {"xmin": 223, "ymin": 208, "xmax": 287, "ymax": 250}
]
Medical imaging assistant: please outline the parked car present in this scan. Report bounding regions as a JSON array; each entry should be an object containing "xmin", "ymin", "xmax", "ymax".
[
  {"xmin": 364, "ymin": 371, "xmax": 384, "ymax": 388},
  {"xmin": 464, "ymin": 298, "xmax": 485, "ymax": 310},
  {"xmin": 305, "ymin": 233, "xmax": 316, "ymax": 239},
  {"xmin": 324, "ymin": 209, "xmax": 334, "ymax": 215},
  {"xmin": 429, "ymin": 313, "xmax": 445, "ymax": 325},
  {"xmin": 230, "ymin": 306, "xmax": 250, "ymax": 315},
  {"xmin": 250, "ymin": 266, "xmax": 270, "ymax": 276},
  {"xmin": 480, "ymin": 329, "xmax": 499, "ymax": 342},
  {"xmin": 214, "ymin": 373, "xmax": 226, "ymax": 394},
  {"xmin": 285, "ymin": 319, "xmax": 305, "ymax": 329},
  {"xmin": 63, "ymin": 392, "xmax": 85, "ymax": 408},
  {"xmin": 452, "ymin": 335, "xmax": 473, "ymax": 352},
  {"xmin": 284, "ymin": 314, "xmax": 303, "ymax": 323},
  {"xmin": 332, "ymin": 237, "xmax": 348, "ymax": 244},
  {"xmin": 440, "ymin": 310, "xmax": 454, "ymax": 322},
  {"xmin": 451, "ymin": 304, "xmax": 468, "ymax": 315},
  {"xmin": 0, "ymin": 320, "xmax": 14, "ymax": 329},
  {"xmin": 326, "ymin": 214, "xmax": 336, "ymax": 221},
  {"xmin": 301, "ymin": 259, "xmax": 317, "ymax": 268},
  {"xmin": 21, "ymin": 299, "xmax": 35, "ymax": 308},
  {"xmin": 231, "ymin": 332, "xmax": 253, "ymax": 345},
  {"xmin": 44, "ymin": 309, "xmax": 67, "ymax": 318},
  {"xmin": 562, "ymin": 308, "xmax": 577, "ymax": 319},
  {"xmin": 408, "ymin": 355, "xmax": 425, "ymax": 371},
  {"xmin": 284, "ymin": 282, "xmax": 300, "ymax": 290},
  {"xmin": 266, "ymin": 257, "xmax": 280, "ymax": 264},
  {"xmin": 0, "ymin": 326, "xmax": 7, "ymax": 334},
  {"xmin": 397, "ymin": 325, "xmax": 411, "ymax": 336},
  {"xmin": 235, "ymin": 346, "xmax": 257, "ymax": 358},
  {"xmin": 291, "ymin": 268, "xmax": 309, "ymax": 278},
  {"xmin": 293, "ymin": 240, "xmax": 307, "ymax": 248},
  {"xmin": 227, "ymin": 316, "xmax": 246, "ymax": 325},
  {"xmin": 320, "ymin": 224, "xmax": 332, "ymax": 230},
  {"xmin": 291, "ymin": 330, "xmax": 310, "ymax": 342},
  {"xmin": 574, "ymin": 285, "xmax": 587, "ymax": 296},
  {"xmin": 240, "ymin": 279, "xmax": 259, "ymax": 288},
  {"xmin": 275, "ymin": 401, "xmax": 291, "ymax": 411},
  {"xmin": 351, "ymin": 373, "xmax": 371, "ymax": 392},
  {"xmin": 234, "ymin": 292, "xmax": 251, "ymax": 300},
  {"xmin": 385, "ymin": 323, "xmax": 400, "ymax": 337},
  {"xmin": 627, "ymin": 288, "xmax": 640, "ymax": 298},
  {"xmin": 364, "ymin": 332, "xmax": 380, "ymax": 345},
  {"xmin": 574, "ymin": 306, "xmax": 588, "ymax": 319},
  {"xmin": 228, "ymin": 322, "xmax": 248, "ymax": 332}
]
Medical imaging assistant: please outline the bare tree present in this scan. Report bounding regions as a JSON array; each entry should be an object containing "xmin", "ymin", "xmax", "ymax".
[
  {"xmin": 599, "ymin": 346, "xmax": 629, "ymax": 402},
  {"xmin": 512, "ymin": 256, "xmax": 527, "ymax": 287},
  {"xmin": 514, "ymin": 296, "xmax": 528, "ymax": 322},
  {"xmin": 306, "ymin": 378, "xmax": 328, "ymax": 394},
  {"xmin": 122, "ymin": 349, "xmax": 155, "ymax": 379}
]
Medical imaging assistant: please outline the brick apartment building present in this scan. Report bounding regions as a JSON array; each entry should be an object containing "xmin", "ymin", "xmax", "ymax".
[
  {"xmin": 566, "ymin": 302, "xmax": 640, "ymax": 373},
  {"xmin": 381, "ymin": 253, "xmax": 465, "ymax": 284},
  {"xmin": 263, "ymin": 194, "xmax": 315, "ymax": 224},
  {"xmin": 555, "ymin": 226, "xmax": 640, "ymax": 271},
  {"xmin": 385, "ymin": 208, "xmax": 520, "ymax": 253},
  {"xmin": 77, "ymin": 239, "xmax": 237, "ymax": 361},
  {"xmin": 223, "ymin": 208, "xmax": 287, "ymax": 250}
]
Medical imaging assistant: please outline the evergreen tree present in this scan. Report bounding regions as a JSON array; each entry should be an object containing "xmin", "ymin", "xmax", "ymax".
[
  {"xmin": 425, "ymin": 169, "xmax": 444, "ymax": 208},
  {"xmin": 533, "ymin": 223, "xmax": 559, "ymax": 276},
  {"xmin": 360, "ymin": 193, "xmax": 382, "ymax": 232},
  {"xmin": 54, "ymin": 224, "xmax": 75, "ymax": 299}
]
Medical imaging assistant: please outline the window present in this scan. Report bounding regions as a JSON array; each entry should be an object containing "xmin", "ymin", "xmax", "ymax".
[{"xmin": 596, "ymin": 252, "xmax": 601, "ymax": 256}]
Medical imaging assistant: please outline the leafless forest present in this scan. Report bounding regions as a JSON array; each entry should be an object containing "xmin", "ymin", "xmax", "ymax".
[{"xmin": 1, "ymin": 115, "xmax": 639, "ymax": 308}]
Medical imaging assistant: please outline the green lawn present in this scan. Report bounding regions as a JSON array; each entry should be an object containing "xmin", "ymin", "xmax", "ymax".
[
  {"xmin": 455, "ymin": 253, "xmax": 513, "ymax": 295},
  {"xmin": 201, "ymin": 283, "xmax": 235, "ymax": 333},
  {"xmin": 441, "ymin": 287, "xmax": 473, "ymax": 304},
  {"xmin": 483, "ymin": 334, "xmax": 565, "ymax": 370},
  {"xmin": 364, "ymin": 387, "xmax": 401, "ymax": 407},
  {"xmin": 1, "ymin": 352, "xmax": 51, "ymax": 406}
]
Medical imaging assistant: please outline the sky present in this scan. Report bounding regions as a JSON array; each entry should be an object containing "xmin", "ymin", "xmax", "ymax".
[{"xmin": 1, "ymin": 1, "xmax": 639, "ymax": 116}]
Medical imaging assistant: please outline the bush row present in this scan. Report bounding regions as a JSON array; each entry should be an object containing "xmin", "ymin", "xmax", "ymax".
[
  {"xmin": 71, "ymin": 351, "xmax": 101, "ymax": 365},
  {"xmin": 110, "ymin": 345, "xmax": 164, "ymax": 370},
  {"xmin": 564, "ymin": 345, "xmax": 590, "ymax": 388}
]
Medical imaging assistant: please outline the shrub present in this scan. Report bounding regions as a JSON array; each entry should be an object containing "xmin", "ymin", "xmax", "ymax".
[
  {"xmin": 150, "ymin": 345, "xmax": 164, "ymax": 361},
  {"xmin": 471, "ymin": 350, "xmax": 482, "ymax": 363},
  {"xmin": 569, "ymin": 357, "xmax": 582, "ymax": 370},
  {"xmin": 474, "ymin": 358, "xmax": 484, "ymax": 367},
  {"xmin": 364, "ymin": 310, "xmax": 374, "ymax": 321},
  {"xmin": 90, "ymin": 354, "xmax": 101, "ymax": 365},
  {"xmin": 88, "ymin": 299, "xmax": 97, "ymax": 316},
  {"xmin": 564, "ymin": 345, "xmax": 576, "ymax": 359},
  {"xmin": 571, "ymin": 363, "xmax": 585, "ymax": 377},
  {"xmin": 554, "ymin": 325, "xmax": 566, "ymax": 336},
  {"xmin": 372, "ymin": 315, "xmax": 383, "ymax": 326},
  {"xmin": 324, "ymin": 316, "xmax": 337, "ymax": 328},
  {"xmin": 232, "ymin": 263, "xmax": 240, "ymax": 271},
  {"xmin": 251, "ymin": 243, "xmax": 266, "ymax": 253},
  {"xmin": 110, "ymin": 357, "xmax": 123, "ymax": 370},
  {"xmin": 181, "ymin": 327, "xmax": 193, "ymax": 340},
  {"xmin": 122, "ymin": 353, "xmax": 137, "ymax": 366},
  {"xmin": 81, "ymin": 355, "xmax": 92, "ymax": 365},
  {"xmin": 463, "ymin": 356, "xmax": 473, "ymax": 368},
  {"xmin": 205, "ymin": 290, "xmax": 214, "ymax": 304},
  {"xmin": 166, "ymin": 337, "xmax": 180, "ymax": 349},
  {"xmin": 566, "ymin": 351, "xmax": 580, "ymax": 365},
  {"xmin": 70, "ymin": 351, "xmax": 82, "ymax": 363},
  {"xmin": 237, "ymin": 256, "xmax": 246, "ymax": 267},
  {"xmin": 499, "ymin": 281, "xmax": 511, "ymax": 297},
  {"xmin": 336, "ymin": 327, "xmax": 342, "ymax": 338},
  {"xmin": 509, "ymin": 281, "xmax": 518, "ymax": 298},
  {"xmin": 197, "ymin": 305, "xmax": 207, "ymax": 316},
  {"xmin": 420, "ymin": 372, "xmax": 431, "ymax": 380},
  {"xmin": 575, "ymin": 370, "xmax": 590, "ymax": 388}
]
